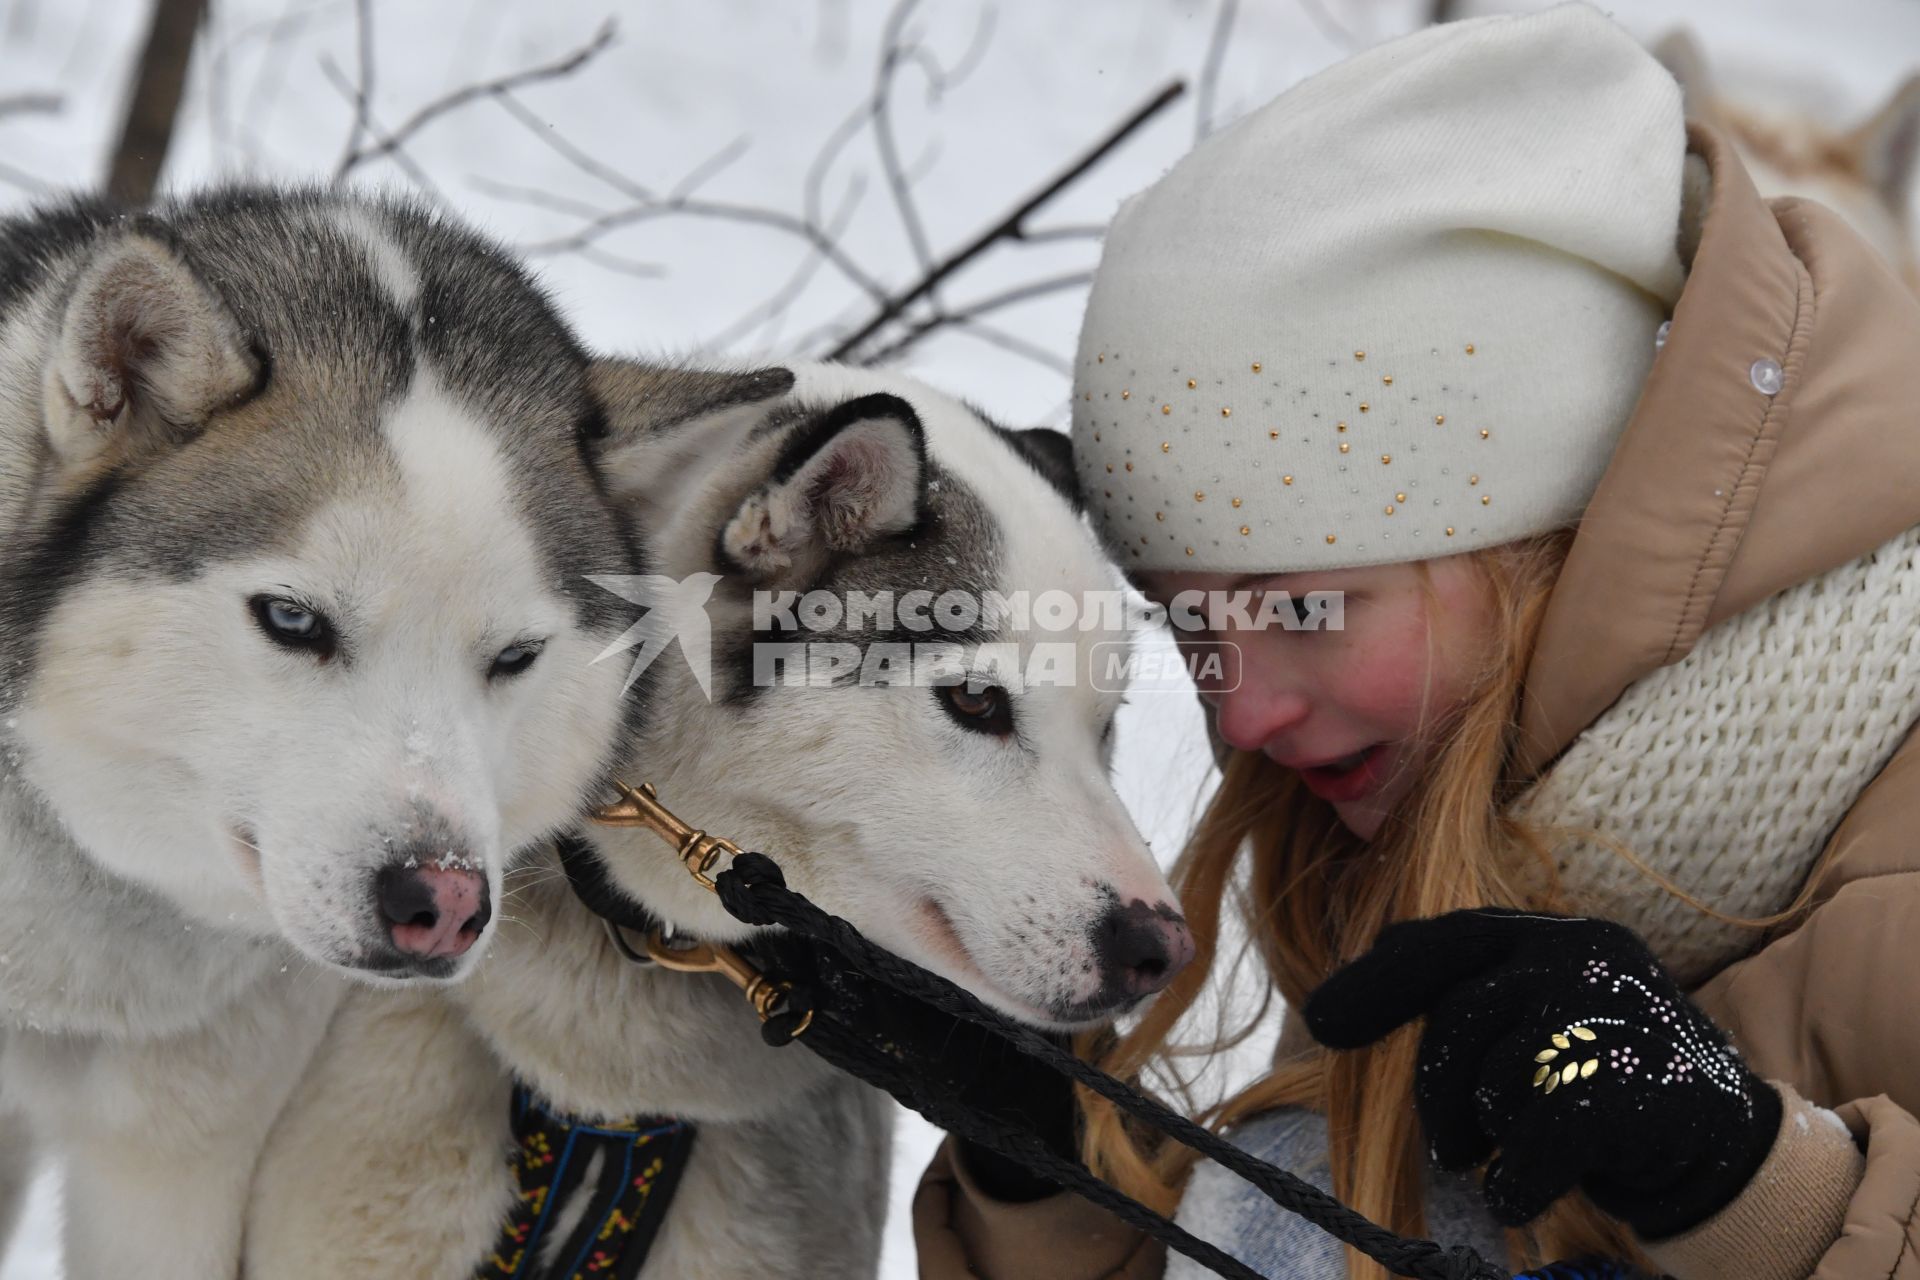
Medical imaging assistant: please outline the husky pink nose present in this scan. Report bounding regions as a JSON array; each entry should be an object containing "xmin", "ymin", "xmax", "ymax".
[
  {"xmin": 375, "ymin": 863, "xmax": 491, "ymax": 960},
  {"xmin": 1095, "ymin": 900, "xmax": 1196, "ymax": 998}
]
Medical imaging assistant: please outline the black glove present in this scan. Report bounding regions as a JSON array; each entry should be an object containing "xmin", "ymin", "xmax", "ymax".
[{"xmin": 1303, "ymin": 909, "xmax": 1782, "ymax": 1240}]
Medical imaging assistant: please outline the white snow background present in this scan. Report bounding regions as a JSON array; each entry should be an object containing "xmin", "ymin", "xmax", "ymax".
[{"xmin": 1, "ymin": 0, "xmax": 1914, "ymax": 1275}]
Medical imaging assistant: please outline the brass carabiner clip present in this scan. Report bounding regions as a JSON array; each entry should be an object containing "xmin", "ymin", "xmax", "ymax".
[
  {"xmin": 590, "ymin": 781, "xmax": 741, "ymax": 893},
  {"xmin": 643, "ymin": 931, "xmax": 812, "ymax": 1037}
]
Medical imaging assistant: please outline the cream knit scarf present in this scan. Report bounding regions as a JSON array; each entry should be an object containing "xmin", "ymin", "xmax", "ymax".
[{"xmin": 1514, "ymin": 523, "xmax": 1920, "ymax": 987}]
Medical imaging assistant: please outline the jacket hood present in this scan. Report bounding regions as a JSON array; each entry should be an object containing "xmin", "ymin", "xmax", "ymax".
[{"xmin": 1515, "ymin": 122, "xmax": 1920, "ymax": 777}]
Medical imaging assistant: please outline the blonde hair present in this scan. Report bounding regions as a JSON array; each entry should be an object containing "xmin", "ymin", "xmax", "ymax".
[{"xmin": 1079, "ymin": 531, "xmax": 1653, "ymax": 1277}]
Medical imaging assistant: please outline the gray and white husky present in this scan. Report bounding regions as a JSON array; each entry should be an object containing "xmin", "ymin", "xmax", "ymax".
[
  {"xmin": 0, "ymin": 190, "xmax": 644, "ymax": 1276},
  {"xmin": 241, "ymin": 361, "xmax": 1194, "ymax": 1277}
]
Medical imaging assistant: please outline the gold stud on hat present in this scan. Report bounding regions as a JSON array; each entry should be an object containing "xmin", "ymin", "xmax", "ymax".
[
  {"xmin": 1187, "ymin": 379, "xmax": 1197, "ymax": 389},
  {"xmin": 1435, "ymin": 414, "xmax": 1445, "ymax": 425},
  {"xmin": 1251, "ymin": 362, "xmax": 1262, "ymax": 372},
  {"xmin": 1231, "ymin": 497, "xmax": 1242, "ymax": 508},
  {"xmin": 1326, "ymin": 533, "xmax": 1337, "ymax": 543},
  {"xmin": 1240, "ymin": 525, "xmax": 1251, "ymax": 535},
  {"xmin": 1354, "ymin": 351, "xmax": 1365, "ymax": 361},
  {"xmin": 1338, "ymin": 442, "xmax": 1350, "ymax": 454},
  {"xmin": 1359, "ymin": 402, "xmax": 1370, "ymax": 413},
  {"xmin": 1283, "ymin": 474, "xmax": 1294, "ymax": 485},
  {"xmin": 1162, "ymin": 404, "xmax": 1172, "ymax": 415},
  {"xmin": 1384, "ymin": 505, "xmax": 1395, "ymax": 515},
  {"xmin": 1121, "ymin": 390, "xmax": 1131, "ymax": 400},
  {"xmin": 1185, "ymin": 546, "xmax": 1194, "ymax": 556},
  {"xmin": 1480, "ymin": 429, "xmax": 1490, "ymax": 439},
  {"xmin": 1382, "ymin": 375, "xmax": 1393, "ymax": 386},
  {"xmin": 1194, "ymin": 491, "xmax": 1206, "ymax": 502},
  {"xmin": 1269, "ymin": 429, "xmax": 1279, "ymax": 439},
  {"xmin": 1481, "ymin": 494, "xmax": 1491, "ymax": 505},
  {"xmin": 1446, "ymin": 526, "xmax": 1456, "ymax": 536},
  {"xmin": 1221, "ymin": 407, "xmax": 1231, "ymax": 418},
  {"xmin": 1155, "ymin": 511, "xmax": 1165, "ymax": 522},
  {"xmin": 1162, "ymin": 442, "xmax": 1171, "ymax": 453},
  {"xmin": 1465, "ymin": 344, "xmax": 1476, "ymax": 354},
  {"xmin": 1380, "ymin": 454, "xmax": 1391, "ymax": 464}
]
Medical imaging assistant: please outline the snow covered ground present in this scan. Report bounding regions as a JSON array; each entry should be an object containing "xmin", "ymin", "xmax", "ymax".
[{"xmin": 1, "ymin": 0, "xmax": 1915, "ymax": 1275}]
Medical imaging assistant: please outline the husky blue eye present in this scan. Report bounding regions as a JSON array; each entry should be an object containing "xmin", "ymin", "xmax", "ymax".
[
  {"xmin": 490, "ymin": 642, "xmax": 541, "ymax": 679},
  {"xmin": 249, "ymin": 595, "xmax": 336, "ymax": 659}
]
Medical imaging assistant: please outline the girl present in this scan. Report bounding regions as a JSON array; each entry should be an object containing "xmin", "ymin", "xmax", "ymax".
[{"xmin": 914, "ymin": 5, "xmax": 1920, "ymax": 1279}]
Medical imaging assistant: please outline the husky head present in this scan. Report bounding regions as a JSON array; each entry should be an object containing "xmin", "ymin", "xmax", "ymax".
[
  {"xmin": 585, "ymin": 360, "xmax": 1192, "ymax": 1031},
  {"xmin": 0, "ymin": 191, "xmax": 641, "ymax": 983},
  {"xmin": 1655, "ymin": 28, "xmax": 1920, "ymax": 291}
]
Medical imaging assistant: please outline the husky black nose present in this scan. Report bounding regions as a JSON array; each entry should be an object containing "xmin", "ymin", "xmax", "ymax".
[
  {"xmin": 1094, "ymin": 900, "xmax": 1196, "ymax": 997},
  {"xmin": 375, "ymin": 862, "xmax": 491, "ymax": 961}
]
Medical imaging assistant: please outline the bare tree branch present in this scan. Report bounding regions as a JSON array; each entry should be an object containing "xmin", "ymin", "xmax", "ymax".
[
  {"xmin": 106, "ymin": 0, "xmax": 208, "ymax": 205},
  {"xmin": 874, "ymin": 0, "xmax": 938, "ymax": 279},
  {"xmin": 1296, "ymin": 0, "xmax": 1361, "ymax": 51},
  {"xmin": 943, "ymin": 317, "xmax": 1073, "ymax": 376},
  {"xmin": 702, "ymin": 170, "xmax": 867, "ymax": 353},
  {"xmin": 665, "ymin": 134, "xmax": 751, "ymax": 202},
  {"xmin": 858, "ymin": 270, "xmax": 1094, "ymax": 366},
  {"xmin": 0, "ymin": 93, "xmax": 61, "ymax": 118},
  {"xmin": 334, "ymin": 0, "xmax": 373, "ymax": 175},
  {"xmin": 492, "ymin": 89, "xmax": 653, "ymax": 203},
  {"xmin": 318, "ymin": 55, "xmax": 449, "ymax": 205},
  {"xmin": 335, "ymin": 18, "xmax": 617, "ymax": 182},
  {"xmin": 0, "ymin": 160, "xmax": 49, "ymax": 193},
  {"xmin": 466, "ymin": 176, "xmax": 610, "ymax": 220},
  {"xmin": 238, "ymin": 0, "xmax": 342, "ymax": 164},
  {"xmin": 1012, "ymin": 223, "xmax": 1106, "ymax": 245},
  {"xmin": 1196, "ymin": 0, "xmax": 1238, "ymax": 142},
  {"xmin": 825, "ymin": 79, "xmax": 1186, "ymax": 362}
]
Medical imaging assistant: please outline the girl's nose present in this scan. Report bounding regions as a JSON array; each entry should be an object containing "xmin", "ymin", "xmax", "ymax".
[{"xmin": 1213, "ymin": 678, "xmax": 1311, "ymax": 753}]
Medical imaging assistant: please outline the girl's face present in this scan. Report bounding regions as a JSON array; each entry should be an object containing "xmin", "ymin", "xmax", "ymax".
[{"xmin": 1139, "ymin": 557, "xmax": 1499, "ymax": 840}]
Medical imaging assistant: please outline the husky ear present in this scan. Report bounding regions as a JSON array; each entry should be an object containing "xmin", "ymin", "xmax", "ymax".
[
  {"xmin": 995, "ymin": 424, "xmax": 1080, "ymax": 510},
  {"xmin": 43, "ymin": 232, "xmax": 260, "ymax": 468},
  {"xmin": 585, "ymin": 359, "xmax": 796, "ymax": 503},
  {"xmin": 1852, "ymin": 73, "xmax": 1920, "ymax": 219},
  {"xmin": 719, "ymin": 393, "xmax": 925, "ymax": 579},
  {"xmin": 1650, "ymin": 28, "xmax": 1715, "ymax": 122}
]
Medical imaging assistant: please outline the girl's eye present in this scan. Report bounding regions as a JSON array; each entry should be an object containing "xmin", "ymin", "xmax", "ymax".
[
  {"xmin": 490, "ymin": 643, "xmax": 542, "ymax": 680},
  {"xmin": 936, "ymin": 682, "xmax": 1014, "ymax": 737},
  {"xmin": 249, "ymin": 595, "xmax": 337, "ymax": 660}
]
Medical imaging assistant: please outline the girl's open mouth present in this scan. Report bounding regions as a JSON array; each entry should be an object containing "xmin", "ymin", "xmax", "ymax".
[{"xmin": 1296, "ymin": 744, "xmax": 1388, "ymax": 805}]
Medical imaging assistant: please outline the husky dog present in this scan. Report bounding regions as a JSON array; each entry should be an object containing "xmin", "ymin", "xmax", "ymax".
[
  {"xmin": 0, "ymin": 190, "xmax": 644, "ymax": 1276},
  {"xmin": 243, "ymin": 362, "xmax": 1194, "ymax": 1277},
  {"xmin": 1655, "ymin": 29, "xmax": 1920, "ymax": 292}
]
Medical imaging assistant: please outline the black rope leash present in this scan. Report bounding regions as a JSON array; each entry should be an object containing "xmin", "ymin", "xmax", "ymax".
[
  {"xmin": 571, "ymin": 785, "xmax": 1644, "ymax": 1280},
  {"xmin": 712, "ymin": 850, "xmax": 1509, "ymax": 1280}
]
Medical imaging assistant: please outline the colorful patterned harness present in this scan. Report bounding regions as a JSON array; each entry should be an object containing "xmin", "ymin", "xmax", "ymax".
[{"xmin": 479, "ymin": 1084, "xmax": 696, "ymax": 1280}]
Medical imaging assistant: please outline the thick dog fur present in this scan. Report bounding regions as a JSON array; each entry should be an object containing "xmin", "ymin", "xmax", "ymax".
[
  {"xmin": 243, "ymin": 363, "xmax": 1184, "ymax": 1277},
  {"xmin": 0, "ymin": 190, "xmax": 645, "ymax": 1275}
]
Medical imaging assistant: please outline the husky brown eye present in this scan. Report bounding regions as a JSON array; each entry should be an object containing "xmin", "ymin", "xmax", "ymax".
[
  {"xmin": 936, "ymin": 682, "xmax": 1013, "ymax": 737},
  {"xmin": 249, "ymin": 595, "xmax": 336, "ymax": 660}
]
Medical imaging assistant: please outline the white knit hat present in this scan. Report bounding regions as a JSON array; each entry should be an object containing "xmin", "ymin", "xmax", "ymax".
[{"xmin": 1074, "ymin": 2, "xmax": 1686, "ymax": 572}]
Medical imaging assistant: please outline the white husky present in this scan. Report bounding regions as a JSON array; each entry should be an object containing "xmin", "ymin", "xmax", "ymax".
[
  {"xmin": 0, "ymin": 191, "xmax": 644, "ymax": 1277},
  {"xmin": 241, "ymin": 361, "xmax": 1193, "ymax": 1278}
]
